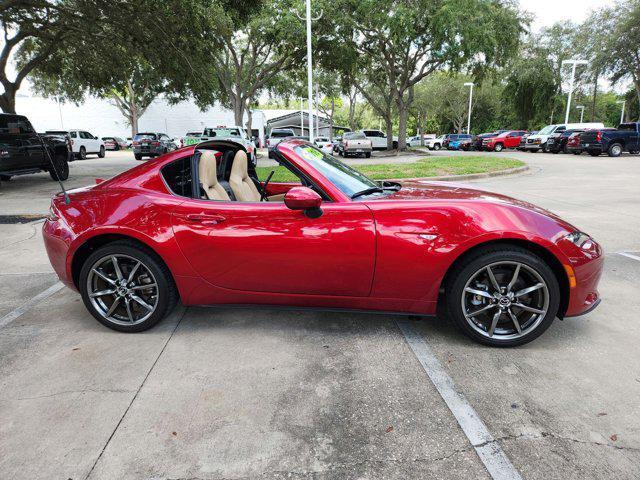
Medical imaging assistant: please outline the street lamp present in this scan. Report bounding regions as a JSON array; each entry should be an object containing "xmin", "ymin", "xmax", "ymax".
[
  {"xmin": 464, "ymin": 82, "xmax": 474, "ymax": 134},
  {"xmin": 562, "ymin": 59, "xmax": 588, "ymax": 124},
  {"xmin": 616, "ymin": 100, "xmax": 626, "ymax": 124},
  {"xmin": 576, "ymin": 105, "xmax": 585, "ymax": 123}
]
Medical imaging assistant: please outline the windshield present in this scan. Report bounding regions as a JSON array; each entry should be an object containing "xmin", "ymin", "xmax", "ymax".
[
  {"xmin": 293, "ymin": 145, "xmax": 378, "ymax": 198},
  {"xmin": 270, "ymin": 130, "xmax": 294, "ymax": 138},
  {"xmin": 134, "ymin": 133, "xmax": 157, "ymax": 140},
  {"xmin": 204, "ymin": 127, "xmax": 243, "ymax": 138},
  {"xmin": 538, "ymin": 125, "xmax": 556, "ymax": 135}
]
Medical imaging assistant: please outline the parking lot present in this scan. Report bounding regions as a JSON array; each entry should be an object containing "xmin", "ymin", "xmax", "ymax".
[{"xmin": 1, "ymin": 150, "xmax": 639, "ymax": 479}]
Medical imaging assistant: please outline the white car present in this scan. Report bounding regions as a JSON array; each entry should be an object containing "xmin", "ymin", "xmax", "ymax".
[
  {"xmin": 523, "ymin": 122, "xmax": 604, "ymax": 152},
  {"xmin": 425, "ymin": 135, "xmax": 446, "ymax": 150},
  {"xmin": 407, "ymin": 134, "xmax": 436, "ymax": 147},
  {"xmin": 361, "ymin": 129, "xmax": 398, "ymax": 150},
  {"xmin": 46, "ymin": 129, "xmax": 105, "ymax": 159},
  {"xmin": 314, "ymin": 136, "xmax": 334, "ymax": 155},
  {"xmin": 181, "ymin": 126, "xmax": 257, "ymax": 166}
]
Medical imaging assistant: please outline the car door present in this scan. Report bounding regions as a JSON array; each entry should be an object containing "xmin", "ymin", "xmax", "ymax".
[
  {"xmin": 84, "ymin": 131, "xmax": 99, "ymax": 152},
  {"xmin": 0, "ymin": 115, "xmax": 28, "ymax": 170},
  {"xmin": 171, "ymin": 199, "xmax": 376, "ymax": 297},
  {"xmin": 506, "ymin": 132, "xmax": 520, "ymax": 148}
]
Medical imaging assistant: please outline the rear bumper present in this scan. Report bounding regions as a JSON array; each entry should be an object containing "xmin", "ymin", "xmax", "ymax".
[
  {"xmin": 42, "ymin": 218, "xmax": 76, "ymax": 290},
  {"xmin": 580, "ymin": 143, "xmax": 603, "ymax": 151},
  {"xmin": 133, "ymin": 146, "xmax": 163, "ymax": 156}
]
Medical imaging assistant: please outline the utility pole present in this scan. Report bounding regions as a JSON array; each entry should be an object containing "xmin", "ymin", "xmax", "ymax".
[
  {"xmin": 562, "ymin": 59, "xmax": 588, "ymax": 124},
  {"xmin": 300, "ymin": 97, "xmax": 304, "ymax": 135},
  {"xmin": 315, "ymin": 82, "xmax": 320, "ymax": 138},
  {"xmin": 617, "ymin": 100, "xmax": 626, "ymax": 124},
  {"xmin": 464, "ymin": 82, "xmax": 474, "ymax": 134},
  {"xmin": 576, "ymin": 105, "xmax": 585, "ymax": 123}
]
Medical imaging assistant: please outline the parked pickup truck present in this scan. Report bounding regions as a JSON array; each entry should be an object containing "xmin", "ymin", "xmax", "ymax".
[
  {"xmin": 0, "ymin": 113, "xmax": 70, "ymax": 182},
  {"xmin": 182, "ymin": 126, "xmax": 256, "ymax": 165},
  {"xmin": 338, "ymin": 131, "xmax": 373, "ymax": 157},
  {"xmin": 580, "ymin": 122, "xmax": 640, "ymax": 157}
]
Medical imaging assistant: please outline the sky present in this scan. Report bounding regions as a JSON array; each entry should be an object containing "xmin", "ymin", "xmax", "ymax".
[{"xmin": 519, "ymin": 0, "xmax": 616, "ymax": 32}]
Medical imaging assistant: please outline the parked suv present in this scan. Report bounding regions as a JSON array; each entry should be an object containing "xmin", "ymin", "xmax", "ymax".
[
  {"xmin": 1, "ymin": 114, "xmax": 70, "ymax": 181},
  {"xmin": 482, "ymin": 130, "xmax": 527, "ymax": 152},
  {"xmin": 47, "ymin": 129, "xmax": 105, "ymax": 159},
  {"xmin": 523, "ymin": 123, "xmax": 603, "ymax": 152},
  {"xmin": 132, "ymin": 132, "xmax": 175, "ymax": 160},
  {"xmin": 546, "ymin": 129, "xmax": 584, "ymax": 154},
  {"xmin": 361, "ymin": 129, "xmax": 398, "ymax": 150},
  {"xmin": 102, "ymin": 136, "xmax": 128, "ymax": 151}
]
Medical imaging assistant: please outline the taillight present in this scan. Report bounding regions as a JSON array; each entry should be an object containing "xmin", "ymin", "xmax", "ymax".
[{"xmin": 596, "ymin": 131, "xmax": 602, "ymax": 142}]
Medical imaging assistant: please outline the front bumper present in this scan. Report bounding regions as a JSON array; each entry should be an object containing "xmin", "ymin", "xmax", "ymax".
[{"xmin": 560, "ymin": 237, "xmax": 604, "ymax": 317}]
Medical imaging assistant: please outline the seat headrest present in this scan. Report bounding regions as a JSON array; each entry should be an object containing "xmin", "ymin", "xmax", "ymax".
[
  {"xmin": 230, "ymin": 150, "xmax": 248, "ymax": 179},
  {"xmin": 198, "ymin": 150, "xmax": 218, "ymax": 187}
]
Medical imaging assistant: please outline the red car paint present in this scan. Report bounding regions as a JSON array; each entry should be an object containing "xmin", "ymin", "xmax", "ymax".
[
  {"xmin": 43, "ymin": 140, "xmax": 603, "ymax": 318},
  {"xmin": 483, "ymin": 130, "xmax": 527, "ymax": 151}
]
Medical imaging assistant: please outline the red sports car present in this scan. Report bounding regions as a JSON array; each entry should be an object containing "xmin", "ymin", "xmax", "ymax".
[{"xmin": 43, "ymin": 139, "xmax": 603, "ymax": 346}]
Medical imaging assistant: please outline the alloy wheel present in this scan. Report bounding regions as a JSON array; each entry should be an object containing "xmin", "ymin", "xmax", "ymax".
[
  {"xmin": 461, "ymin": 261, "xmax": 549, "ymax": 340},
  {"xmin": 86, "ymin": 254, "xmax": 159, "ymax": 326}
]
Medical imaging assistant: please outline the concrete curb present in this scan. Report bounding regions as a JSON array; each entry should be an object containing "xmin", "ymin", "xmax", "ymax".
[{"xmin": 386, "ymin": 165, "xmax": 530, "ymax": 183}]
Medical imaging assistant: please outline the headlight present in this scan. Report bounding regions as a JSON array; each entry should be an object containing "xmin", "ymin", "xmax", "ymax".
[{"xmin": 564, "ymin": 231, "xmax": 592, "ymax": 249}]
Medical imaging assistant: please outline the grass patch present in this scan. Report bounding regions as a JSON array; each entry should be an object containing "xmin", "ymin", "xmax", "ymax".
[{"xmin": 256, "ymin": 156, "xmax": 524, "ymax": 182}]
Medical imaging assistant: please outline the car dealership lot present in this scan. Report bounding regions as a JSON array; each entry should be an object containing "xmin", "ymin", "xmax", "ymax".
[{"xmin": 1, "ymin": 151, "xmax": 639, "ymax": 479}]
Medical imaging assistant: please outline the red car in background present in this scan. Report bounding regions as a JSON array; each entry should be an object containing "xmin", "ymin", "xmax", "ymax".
[
  {"xmin": 42, "ymin": 139, "xmax": 603, "ymax": 347},
  {"xmin": 483, "ymin": 130, "xmax": 528, "ymax": 152},
  {"xmin": 565, "ymin": 132, "xmax": 583, "ymax": 155}
]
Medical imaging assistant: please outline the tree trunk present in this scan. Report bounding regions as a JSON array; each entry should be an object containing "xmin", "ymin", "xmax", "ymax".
[
  {"xmin": 232, "ymin": 94, "xmax": 245, "ymax": 128},
  {"xmin": 385, "ymin": 116, "xmax": 394, "ymax": 150},
  {"xmin": 130, "ymin": 106, "xmax": 138, "ymax": 138},
  {"xmin": 417, "ymin": 115, "xmax": 424, "ymax": 146},
  {"xmin": 246, "ymin": 104, "xmax": 253, "ymax": 138},
  {"xmin": 591, "ymin": 71, "xmax": 599, "ymax": 122},
  {"xmin": 348, "ymin": 88, "xmax": 357, "ymax": 131},
  {"xmin": 397, "ymin": 107, "xmax": 408, "ymax": 150},
  {"xmin": 0, "ymin": 85, "xmax": 16, "ymax": 113}
]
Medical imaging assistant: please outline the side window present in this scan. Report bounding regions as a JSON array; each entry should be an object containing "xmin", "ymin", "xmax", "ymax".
[
  {"xmin": 16, "ymin": 116, "xmax": 35, "ymax": 133},
  {"xmin": 556, "ymin": 126, "xmax": 566, "ymax": 132},
  {"xmin": 70, "ymin": 131, "xmax": 77, "ymax": 138},
  {"xmin": 161, "ymin": 156, "xmax": 193, "ymax": 197}
]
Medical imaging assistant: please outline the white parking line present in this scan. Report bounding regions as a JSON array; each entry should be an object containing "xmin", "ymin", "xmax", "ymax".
[
  {"xmin": 396, "ymin": 319, "xmax": 522, "ymax": 480},
  {"xmin": 618, "ymin": 252, "xmax": 640, "ymax": 262},
  {"xmin": 0, "ymin": 282, "xmax": 65, "ymax": 329}
]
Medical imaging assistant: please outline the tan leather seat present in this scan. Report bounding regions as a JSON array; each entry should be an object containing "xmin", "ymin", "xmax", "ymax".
[
  {"xmin": 229, "ymin": 150, "xmax": 262, "ymax": 202},
  {"xmin": 198, "ymin": 150, "xmax": 230, "ymax": 201}
]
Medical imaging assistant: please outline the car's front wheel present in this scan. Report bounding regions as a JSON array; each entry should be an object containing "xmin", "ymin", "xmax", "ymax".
[
  {"xmin": 98, "ymin": 146, "xmax": 105, "ymax": 158},
  {"xmin": 607, "ymin": 143, "xmax": 622, "ymax": 157},
  {"xmin": 79, "ymin": 241, "xmax": 178, "ymax": 332},
  {"xmin": 445, "ymin": 245, "xmax": 560, "ymax": 347}
]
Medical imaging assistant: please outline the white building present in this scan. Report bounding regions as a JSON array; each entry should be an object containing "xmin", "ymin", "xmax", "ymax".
[{"xmin": 14, "ymin": 93, "xmax": 268, "ymax": 143}]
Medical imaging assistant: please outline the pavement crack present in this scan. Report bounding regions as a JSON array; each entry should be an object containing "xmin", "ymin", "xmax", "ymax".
[
  {"xmin": 83, "ymin": 307, "xmax": 187, "ymax": 480},
  {"xmin": 14, "ymin": 388, "xmax": 133, "ymax": 400},
  {"xmin": 495, "ymin": 430, "xmax": 640, "ymax": 453}
]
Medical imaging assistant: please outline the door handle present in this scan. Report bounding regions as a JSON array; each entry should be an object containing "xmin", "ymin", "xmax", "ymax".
[{"xmin": 186, "ymin": 214, "xmax": 226, "ymax": 225}]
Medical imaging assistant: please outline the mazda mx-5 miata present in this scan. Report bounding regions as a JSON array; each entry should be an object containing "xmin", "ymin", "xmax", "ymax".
[{"xmin": 43, "ymin": 139, "xmax": 603, "ymax": 346}]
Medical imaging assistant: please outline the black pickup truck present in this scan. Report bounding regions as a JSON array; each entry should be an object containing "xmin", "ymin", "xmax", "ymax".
[
  {"xmin": 580, "ymin": 122, "xmax": 640, "ymax": 157},
  {"xmin": 0, "ymin": 113, "xmax": 70, "ymax": 181}
]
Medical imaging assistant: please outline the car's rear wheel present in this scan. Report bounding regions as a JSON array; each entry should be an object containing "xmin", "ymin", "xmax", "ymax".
[
  {"xmin": 445, "ymin": 246, "xmax": 560, "ymax": 347},
  {"xmin": 79, "ymin": 241, "xmax": 178, "ymax": 332},
  {"xmin": 49, "ymin": 152, "xmax": 69, "ymax": 181},
  {"xmin": 607, "ymin": 143, "xmax": 622, "ymax": 157},
  {"xmin": 134, "ymin": 153, "xmax": 143, "ymax": 160},
  {"xmin": 79, "ymin": 146, "xmax": 87, "ymax": 159}
]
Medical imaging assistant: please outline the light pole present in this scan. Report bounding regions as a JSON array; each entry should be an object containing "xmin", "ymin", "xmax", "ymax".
[
  {"xmin": 300, "ymin": 97, "xmax": 304, "ymax": 135},
  {"xmin": 576, "ymin": 105, "xmax": 585, "ymax": 123},
  {"xmin": 562, "ymin": 59, "xmax": 588, "ymax": 124},
  {"xmin": 464, "ymin": 82, "xmax": 474, "ymax": 134},
  {"xmin": 617, "ymin": 100, "xmax": 626, "ymax": 124}
]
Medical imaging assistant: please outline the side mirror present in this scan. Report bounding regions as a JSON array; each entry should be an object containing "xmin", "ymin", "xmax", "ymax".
[{"xmin": 284, "ymin": 186, "xmax": 323, "ymax": 218}]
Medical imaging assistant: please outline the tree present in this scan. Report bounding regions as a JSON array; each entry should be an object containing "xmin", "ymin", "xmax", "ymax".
[
  {"xmin": 597, "ymin": 0, "xmax": 640, "ymax": 118},
  {"xmin": 331, "ymin": 0, "xmax": 523, "ymax": 150},
  {"xmin": 191, "ymin": 0, "xmax": 305, "ymax": 135},
  {"xmin": 0, "ymin": 0, "xmax": 72, "ymax": 112}
]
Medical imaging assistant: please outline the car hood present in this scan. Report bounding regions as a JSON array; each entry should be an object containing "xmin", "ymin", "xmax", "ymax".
[{"xmin": 371, "ymin": 181, "xmax": 574, "ymax": 228}]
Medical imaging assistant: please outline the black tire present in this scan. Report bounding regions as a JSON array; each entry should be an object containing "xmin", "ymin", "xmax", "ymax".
[
  {"xmin": 0, "ymin": 174, "xmax": 12, "ymax": 181},
  {"xmin": 79, "ymin": 241, "xmax": 178, "ymax": 333},
  {"xmin": 134, "ymin": 153, "xmax": 143, "ymax": 160},
  {"xmin": 445, "ymin": 245, "xmax": 560, "ymax": 347},
  {"xmin": 607, "ymin": 143, "xmax": 622, "ymax": 157},
  {"xmin": 528, "ymin": 149, "xmax": 538, "ymax": 153},
  {"xmin": 79, "ymin": 146, "xmax": 87, "ymax": 160},
  {"xmin": 365, "ymin": 152, "xmax": 371, "ymax": 158},
  {"xmin": 433, "ymin": 144, "xmax": 441, "ymax": 151},
  {"xmin": 98, "ymin": 146, "xmax": 105, "ymax": 158},
  {"xmin": 115, "ymin": 144, "xmax": 120, "ymax": 151},
  {"xmin": 587, "ymin": 150, "xmax": 600, "ymax": 157},
  {"xmin": 339, "ymin": 150, "xmax": 344, "ymax": 157},
  {"xmin": 573, "ymin": 151, "xmax": 581, "ymax": 155},
  {"xmin": 49, "ymin": 152, "xmax": 69, "ymax": 181},
  {"xmin": 629, "ymin": 150, "xmax": 638, "ymax": 155},
  {"xmin": 494, "ymin": 143, "xmax": 504, "ymax": 152},
  {"xmin": 541, "ymin": 144, "xmax": 548, "ymax": 153}
]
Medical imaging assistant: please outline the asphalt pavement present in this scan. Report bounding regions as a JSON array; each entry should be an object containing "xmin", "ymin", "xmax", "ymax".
[{"xmin": 0, "ymin": 148, "xmax": 639, "ymax": 479}]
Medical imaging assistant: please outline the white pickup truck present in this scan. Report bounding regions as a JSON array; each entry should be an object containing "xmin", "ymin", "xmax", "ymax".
[
  {"xmin": 181, "ymin": 126, "xmax": 256, "ymax": 165},
  {"xmin": 361, "ymin": 129, "xmax": 398, "ymax": 150}
]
